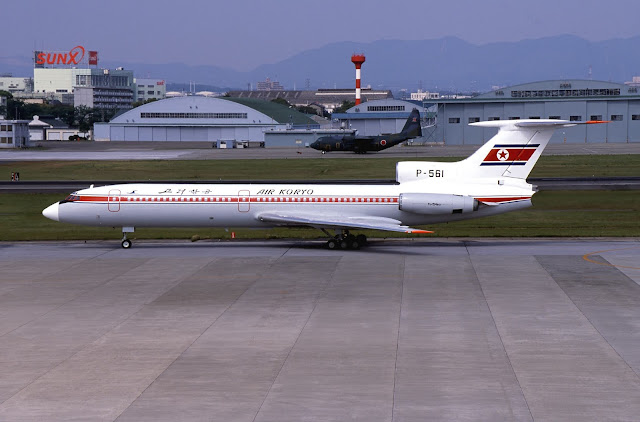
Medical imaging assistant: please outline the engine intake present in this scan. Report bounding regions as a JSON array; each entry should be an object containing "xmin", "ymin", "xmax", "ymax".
[{"xmin": 399, "ymin": 193, "xmax": 478, "ymax": 215}]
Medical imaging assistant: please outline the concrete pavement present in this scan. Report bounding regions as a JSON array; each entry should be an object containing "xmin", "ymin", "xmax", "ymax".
[{"xmin": 0, "ymin": 239, "xmax": 639, "ymax": 421}]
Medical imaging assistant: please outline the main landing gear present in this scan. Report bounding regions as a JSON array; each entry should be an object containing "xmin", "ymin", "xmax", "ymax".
[
  {"xmin": 121, "ymin": 226, "xmax": 135, "ymax": 249},
  {"xmin": 323, "ymin": 229, "xmax": 367, "ymax": 250}
]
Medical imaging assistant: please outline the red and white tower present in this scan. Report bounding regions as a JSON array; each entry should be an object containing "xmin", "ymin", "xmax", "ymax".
[{"xmin": 351, "ymin": 54, "xmax": 366, "ymax": 105}]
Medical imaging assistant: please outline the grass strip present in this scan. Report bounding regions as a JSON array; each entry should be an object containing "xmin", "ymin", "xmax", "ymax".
[{"xmin": 2, "ymin": 191, "xmax": 638, "ymax": 241}]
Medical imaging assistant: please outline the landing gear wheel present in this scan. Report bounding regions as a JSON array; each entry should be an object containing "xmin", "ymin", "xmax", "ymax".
[
  {"xmin": 339, "ymin": 238, "xmax": 350, "ymax": 249},
  {"xmin": 121, "ymin": 239, "xmax": 132, "ymax": 249},
  {"xmin": 356, "ymin": 234, "xmax": 367, "ymax": 246},
  {"xmin": 326, "ymin": 239, "xmax": 339, "ymax": 250}
]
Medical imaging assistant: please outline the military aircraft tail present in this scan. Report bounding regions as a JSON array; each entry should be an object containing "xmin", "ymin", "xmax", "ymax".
[{"xmin": 400, "ymin": 108, "xmax": 422, "ymax": 138}]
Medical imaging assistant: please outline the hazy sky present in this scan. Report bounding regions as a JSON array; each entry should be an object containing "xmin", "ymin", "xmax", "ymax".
[{"xmin": 4, "ymin": 0, "xmax": 640, "ymax": 70}]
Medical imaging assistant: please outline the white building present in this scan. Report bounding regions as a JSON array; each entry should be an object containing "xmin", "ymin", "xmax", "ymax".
[
  {"xmin": 34, "ymin": 67, "xmax": 134, "ymax": 108},
  {"xmin": 0, "ymin": 76, "xmax": 33, "ymax": 94},
  {"xmin": 134, "ymin": 78, "xmax": 166, "ymax": 102},
  {"xmin": 410, "ymin": 90, "xmax": 440, "ymax": 101},
  {"xmin": 0, "ymin": 119, "xmax": 30, "ymax": 148}
]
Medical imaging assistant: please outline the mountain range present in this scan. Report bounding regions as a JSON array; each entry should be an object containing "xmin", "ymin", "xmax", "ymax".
[{"xmin": 1, "ymin": 35, "xmax": 639, "ymax": 93}]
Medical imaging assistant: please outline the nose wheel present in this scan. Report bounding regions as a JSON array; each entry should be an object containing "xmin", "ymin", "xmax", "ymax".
[{"xmin": 121, "ymin": 227, "xmax": 135, "ymax": 249}]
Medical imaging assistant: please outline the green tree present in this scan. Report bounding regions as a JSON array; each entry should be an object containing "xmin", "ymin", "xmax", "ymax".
[
  {"xmin": 270, "ymin": 97, "xmax": 291, "ymax": 107},
  {"xmin": 332, "ymin": 100, "xmax": 355, "ymax": 114},
  {"xmin": 296, "ymin": 105, "xmax": 318, "ymax": 115}
]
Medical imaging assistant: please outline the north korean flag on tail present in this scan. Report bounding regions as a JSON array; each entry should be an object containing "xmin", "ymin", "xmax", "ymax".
[{"xmin": 481, "ymin": 144, "xmax": 539, "ymax": 166}]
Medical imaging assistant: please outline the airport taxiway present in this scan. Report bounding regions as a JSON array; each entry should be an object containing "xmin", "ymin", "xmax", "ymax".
[
  {"xmin": 1, "ymin": 238, "xmax": 639, "ymax": 421},
  {"xmin": 2, "ymin": 141, "xmax": 640, "ymax": 161}
]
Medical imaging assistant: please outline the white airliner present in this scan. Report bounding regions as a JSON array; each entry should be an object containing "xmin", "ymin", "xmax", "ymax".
[{"xmin": 42, "ymin": 120, "xmax": 592, "ymax": 249}]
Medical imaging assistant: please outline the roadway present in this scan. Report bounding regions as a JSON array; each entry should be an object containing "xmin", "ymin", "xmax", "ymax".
[
  {"xmin": 1, "ymin": 141, "xmax": 640, "ymax": 161},
  {"xmin": 1, "ymin": 239, "xmax": 639, "ymax": 421}
]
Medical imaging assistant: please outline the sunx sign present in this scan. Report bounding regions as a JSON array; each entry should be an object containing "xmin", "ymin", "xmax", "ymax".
[{"xmin": 34, "ymin": 46, "xmax": 98, "ymax": 67}]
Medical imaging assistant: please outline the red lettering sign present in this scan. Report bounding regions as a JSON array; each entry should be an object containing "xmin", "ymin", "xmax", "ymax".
[
  {"xmin": 157, "ymin": 80, "xmax": 165, "ymax": 85},
  {"xmin": 88, "ymin": 51, "xmax": 98, "ymax": 65},
  {"xmin": 35, "ymin": 46, "xmax": 86, "ymax": 66}
]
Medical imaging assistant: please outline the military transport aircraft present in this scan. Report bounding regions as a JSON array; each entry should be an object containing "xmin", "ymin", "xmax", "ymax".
[
  {"xmin": 42, "ymin": 119, "xmax": 597, "ymax": 250},
  {"xmin": 310, "ymin": 108, "xmax": 422, "ymax": 153}
]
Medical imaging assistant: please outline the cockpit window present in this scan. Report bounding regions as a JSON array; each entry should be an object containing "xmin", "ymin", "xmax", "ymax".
[{"xmin": 63, "ymin": 194, "xmax": 80, "ymax": 202}]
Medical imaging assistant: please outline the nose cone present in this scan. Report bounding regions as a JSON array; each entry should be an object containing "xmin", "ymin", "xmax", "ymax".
[{"xmin": 42, "ymin": 202, "xmax": 60, "ymax": 222}]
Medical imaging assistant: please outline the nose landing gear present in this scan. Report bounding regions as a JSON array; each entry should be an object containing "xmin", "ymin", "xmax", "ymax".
[{"xmin": 121, "ymin": 226, "xmax": 135, "ymax": 249}]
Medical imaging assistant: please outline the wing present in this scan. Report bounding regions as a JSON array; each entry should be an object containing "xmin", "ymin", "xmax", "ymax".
[{"xmin": 256, "ymin": 211, "xmax": 432, "ymax": 234}]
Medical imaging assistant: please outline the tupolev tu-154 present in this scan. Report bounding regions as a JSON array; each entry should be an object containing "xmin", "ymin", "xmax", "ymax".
[
  {"xmin": 310, "ymin": 108, "xmax": 422, "ymax": 153},
  {"xmin": 42, "ymin": 119, "xmax": 601, "ymax": 250}
]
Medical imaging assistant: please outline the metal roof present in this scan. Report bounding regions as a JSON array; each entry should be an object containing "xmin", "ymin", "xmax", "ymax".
[
  {"xmin": 109, "ymin": 95, "xmax": 316, "ymax": 126},
  {"xmin": 224, "ymin": 97, "xmax": 316, "ymax": 125}
]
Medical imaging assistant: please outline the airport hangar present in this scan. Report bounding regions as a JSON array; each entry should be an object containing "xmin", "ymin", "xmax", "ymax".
[
  {"xmin": 92, "ymin": 95, "xmax": 342, "ymax": 146},
  {"xmin": 427, "ymin": 80, "xmax": 640, "ymax": 144},
  {"xmin": 332, "ymin": 80, "xmax": 640, "ymax": 144},
  {"xmin": 331, "ymin": 98, "xmax": 432, "ymax": 139}
]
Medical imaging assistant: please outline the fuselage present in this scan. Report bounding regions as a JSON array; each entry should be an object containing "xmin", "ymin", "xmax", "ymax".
[
  {"xmin": 44, "ymin": 179, "xmax": 534, "ymax": 229},
  {"xmin": 310, "ymin": 133, "xmax": 408, "ymax": 153}
]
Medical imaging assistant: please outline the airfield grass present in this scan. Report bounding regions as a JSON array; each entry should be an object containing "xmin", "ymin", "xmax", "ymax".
[
  {"xmin": 2, "ymin": 190, "xmax": 639, "ymax": 241},
  {"xmin": 2, "ymin": 154, "xmax": 640, "ymax": 180},
  {"xmin": 2, "ymin": 155, "xmax": 639, "ymax": 241}
]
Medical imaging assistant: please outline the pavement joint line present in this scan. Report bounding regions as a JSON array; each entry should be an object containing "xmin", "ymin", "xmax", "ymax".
[
  {"xmin": 0, "ymin": 256, "xmax": 150, "ymax": 342},
  {"xmin": 536, "ymin": 255, "xmax": 640, "ymax": 381},
  {"xmin": 1, "ymin": 256, "xmax": 210, "ymax": 409},
  {"xmin": 250, "ymin": 255, "xmax": 342, "ymax": 422},
  {"xmin": 465, "ymin": 241, "xmax": 534, "ymax": 421},
  {"xmin": 582, "ymin": 245, "xmax": 640, "ymax": 269},
  {"xmin": 390, "ymin": 256, "xmax": 406, "ymax": 422},
  {"xmin": 113, "ymin": 256, "xmax": 254, "ymax": 421}
]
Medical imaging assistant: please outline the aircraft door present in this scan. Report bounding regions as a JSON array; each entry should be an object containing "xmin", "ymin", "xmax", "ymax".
[
  {"xmin": 108, "ymin": 189, "xmax": 121, "ymax": 212},
  {"xmin": 238, "ymin": 190, "xmax": 250, "ymax": 212}
]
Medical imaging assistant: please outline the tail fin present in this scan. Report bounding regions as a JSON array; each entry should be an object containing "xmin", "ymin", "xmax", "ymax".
[
  {"xmin": 461, "ymin": 119, "xmax": 579, "ymax": 180},
  {"xmin": 400, "ymin": 108, "xmax": 422, "ymax": 138}
]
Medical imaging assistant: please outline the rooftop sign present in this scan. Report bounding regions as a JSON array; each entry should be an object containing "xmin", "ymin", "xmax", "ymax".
[{"xmin": 34, "ymin": 46, "xmax": 98, "ymax": 68}]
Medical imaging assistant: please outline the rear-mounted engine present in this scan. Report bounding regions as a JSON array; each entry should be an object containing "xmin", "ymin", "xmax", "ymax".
[{"xmin": 399, "ymin": 193, "xmax": 478, "ymax": 215}]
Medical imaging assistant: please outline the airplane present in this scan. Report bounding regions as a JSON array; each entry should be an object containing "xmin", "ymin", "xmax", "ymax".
[
  {"xmin": 42, "ymin": 119, "xmax": 597, "ymax": 250},
  {"xmin": 310, "ymin": 108, "xmax": 422, "ymax": 153}
]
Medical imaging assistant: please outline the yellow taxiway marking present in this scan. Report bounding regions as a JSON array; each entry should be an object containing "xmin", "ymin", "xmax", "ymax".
[{"xmin": 583, "ymin": 246, "xmax": 640, "ymax": 270}]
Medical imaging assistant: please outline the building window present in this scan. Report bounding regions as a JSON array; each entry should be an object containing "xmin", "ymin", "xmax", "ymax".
[
  {"xmin": 509, "ymin": 116, "xmax": 520, "ymax": 120},
  {"xmin": 570, "ymin": 115, "xmax": 582, "ymax": 121},
  {"xmin": 611, "ymin": 114, "xmax": 624, "ymax": 121},
  {"xmin": 0, "ymin": 137, "xmax": 10, "ymax": 144},
  {"xmin": 468, "ymin": 117, "xmax": 480, "ymax": 123},
  {"xmin": 590, "ymin": 115, "xmax": 603, "ymax": 121},
  {"xmin": 147, "ymin": 90, "xmax": 154, "ymax": 95},
  {"xmin": 0, "ymin": 125, "xmax": 6, "ymax": 131},
  {"xmin": 632, "ymin": 115, "xmax": 640, "ymax": 120},
  {"xmin": 548, "ymin": 115, "xmax": 561, "ymax": 120},
  {"xmin": 488, "ymin": 116, "xmax": 500, "ymax": 121},
  {"xmin": 366, "ymin": 105, "xmax": 405, "ymax": 112},
  {"xmin": 528, "ymin": 116, "xmax": 540, "ymax": 119},
  {"xmin": 140, "ymin": 112, "xmax": 248, "ymax": 119},
  {"xmin": 448, "ymin": 117, "xmax": 460, "ymax": 124}
]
